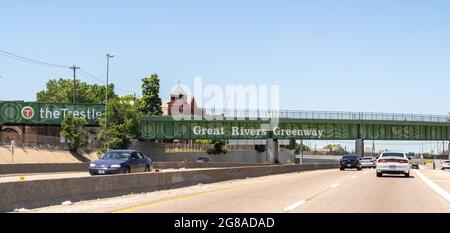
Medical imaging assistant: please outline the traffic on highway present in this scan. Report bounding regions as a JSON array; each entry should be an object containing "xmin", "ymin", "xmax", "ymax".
[{"xmin": 2, "ymin": 1, "xmax": 450, "ymax": 232}]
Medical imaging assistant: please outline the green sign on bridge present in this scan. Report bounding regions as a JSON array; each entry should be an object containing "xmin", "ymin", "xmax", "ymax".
[
  {"xmin": 2, "ymin": 101, "xmax": 450, "ymax": 141},
  {"xmin": 0, "ymin": 102, "xmax": 105, "ymax": 125},
  {"xmin": 140, "ymin": 115, "xmax": 450, "ymax": 141}
]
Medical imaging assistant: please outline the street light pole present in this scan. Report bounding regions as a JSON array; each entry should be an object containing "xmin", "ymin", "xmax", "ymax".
[{"xmin": 105, "ymin": 53, "xmax": 114, "ymax": 132}]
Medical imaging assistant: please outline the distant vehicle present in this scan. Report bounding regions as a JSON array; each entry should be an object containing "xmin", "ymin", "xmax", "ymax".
[
  {"xmin": 360, "ymin": 157, "xmax": 376, "ymax": 169},
  {"xmin": 340, "ymin": 155, "xmax": 362, "ymax": 171},
  {"xmin": 196, "ymin": 156, "xmax": 211, "ymax": 163},
  {"xmin": 89, "ymin": 150, "xmax": 153, "ymax": 175},
  {"xmin": 376, "ymin": 152, "xmax": 410, "ymax": 177},
  {"xmin": 441, "ymin": 160, "xmax": 450, "ymax": 170}
]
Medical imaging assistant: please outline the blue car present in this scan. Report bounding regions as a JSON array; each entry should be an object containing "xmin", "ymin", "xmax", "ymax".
[{"xmin": 89, "ymin": 150, "xmax": 153, "ymax": 175}]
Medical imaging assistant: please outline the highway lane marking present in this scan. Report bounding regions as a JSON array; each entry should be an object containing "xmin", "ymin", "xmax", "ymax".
[
  {"xmin": 283, "ymin": 200, "xmax": 306, "ymax": 212},
  {"xmin": 414, "ymin": 170, "xmax": 450, "ymax": 203},
  {"xmin": 330, "ymin": 183, "xmax": 340, "ymax": 188},
  {"xmin": 284, "ymin": 174, "xmax": 361, "ymax": 212},
  {"xmin": 113, "ymin": 186, "xmax": 237, "ymax": 213},
  {"xmin": 112, "ymin": 169, "xmax": 340, "ymax": 213}
]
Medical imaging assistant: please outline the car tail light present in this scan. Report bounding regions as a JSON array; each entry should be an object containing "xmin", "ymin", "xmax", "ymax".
[{"xmin": 378, "ymin": 159, "xmax": 408, "ymax": 163}]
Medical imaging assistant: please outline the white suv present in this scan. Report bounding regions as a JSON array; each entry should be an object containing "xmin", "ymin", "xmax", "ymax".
[{"xmin": 376, "ymin": 152, "xmax": 410, "ymax": 177}]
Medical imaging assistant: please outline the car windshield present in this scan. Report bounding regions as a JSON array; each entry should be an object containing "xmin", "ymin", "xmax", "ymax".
[
  {"xmin": 101, "ymin": 152, "xmax": 132, "ymax": 160},
  {"xmin": 342, "ymin": 156, "xmax": 357, "ymax": 160},
  {"xmin": 381, "ymin": 153, "xmax": 404, "ymax": 158}
]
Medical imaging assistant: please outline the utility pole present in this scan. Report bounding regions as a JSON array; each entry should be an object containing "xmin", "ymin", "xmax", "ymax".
[
  {"xmin": 70, "ymin": 65, "xmax": 80, "ymax": 103},
  {"xmin": 105, "ymin": 53, "xmax": 114, "ymax": 132}
]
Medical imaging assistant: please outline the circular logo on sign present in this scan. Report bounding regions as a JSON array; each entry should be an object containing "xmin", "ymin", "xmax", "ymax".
[
  {"xmin": 21, "ymin": 106, "xmax": 35, "ymax": 120},
  {"xmin": 0, "ymin": 104, "xmax": 21, "ymax": 121}
]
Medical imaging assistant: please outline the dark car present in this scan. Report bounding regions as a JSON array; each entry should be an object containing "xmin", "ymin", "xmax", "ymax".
[
  {"xmin": 89, "ymin": 150, "xmax": 153, "ymax": 175},
  {"xmin": 340, "ymin": 155, "xmax": 362, "ymax": 170},
  {"xmin": 196, "ymin": 156, "xmax": 211, "ymax": 163}
]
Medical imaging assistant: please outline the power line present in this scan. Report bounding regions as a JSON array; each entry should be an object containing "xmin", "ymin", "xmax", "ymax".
[
  {"xmin": 79, "ymin": 69, "xmax": 105, "ymax": 84},
  {"xmin": 79, "ymin": 68, "xmax": 135, "ymax": 94},
  {"xmin": 0, "ymin": 58, "xmax": 68, "ymax": 77},
  {"xmin": 0, "ymin": 48, "xmax": 136, "ymax": 95},
  {"xmin": 0, "ymin": 49, "xmax": 70, "ymax": 69}
]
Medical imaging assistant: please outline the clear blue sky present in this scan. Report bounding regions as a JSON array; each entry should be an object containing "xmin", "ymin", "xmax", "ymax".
[{"xmin": 1, "ymin": 0, "xmax": 450, "ymax": 115}]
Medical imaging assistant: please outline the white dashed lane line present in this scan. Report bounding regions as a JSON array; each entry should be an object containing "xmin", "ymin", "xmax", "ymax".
[
  {"xmin": 330, "ymin": 183, "xmax": 340, "ymax": 188},
  {"xmin": 284, "ymin": 172, "xmax": 364, "ymax": 212},
  {"xmin": 283, "ymin": 200, "xmax": 306, "ymax": 212}
]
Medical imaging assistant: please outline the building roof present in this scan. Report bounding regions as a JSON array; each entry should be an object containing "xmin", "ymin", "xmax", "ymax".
[{"xmin": 170, "ymin": 83, "xmax": 187, "ymax": 96}]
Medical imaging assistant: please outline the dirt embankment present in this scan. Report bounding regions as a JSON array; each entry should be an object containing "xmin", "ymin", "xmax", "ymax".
[{"xmin": 0, "ymin": 146, "xmax": 98, "ymax": 164}]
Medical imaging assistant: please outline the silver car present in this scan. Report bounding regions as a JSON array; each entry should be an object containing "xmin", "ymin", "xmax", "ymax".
[{"xmin": 360, "ymin": 157, "xmax": 376, "ymax": 169}]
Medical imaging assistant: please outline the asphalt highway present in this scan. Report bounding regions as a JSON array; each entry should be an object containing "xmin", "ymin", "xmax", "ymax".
[{"xmin": 30, "ymin": 166, "xmax": 450, "ymax": 213}]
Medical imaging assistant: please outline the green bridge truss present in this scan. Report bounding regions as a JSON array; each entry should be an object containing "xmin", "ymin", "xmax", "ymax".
[
  {"xmin": 140, "ymin": 114, "xmax": 450, "ymax": 141},
  {"xmin": 2, "ymin": 102, "xmax": 450, "ymax": 141}
]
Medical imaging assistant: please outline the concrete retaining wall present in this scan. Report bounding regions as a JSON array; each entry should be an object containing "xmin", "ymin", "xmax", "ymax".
[
  {"xmin": 0, "ymin": 162, "xmax": 265, "ymax": 175},
  {"xmin": 0, "ymin": 164, "xmax": 338, "ymax": 212},
  {"xmin": 0, "ymin": 163, "xmax": 90, "ymax": 175}
]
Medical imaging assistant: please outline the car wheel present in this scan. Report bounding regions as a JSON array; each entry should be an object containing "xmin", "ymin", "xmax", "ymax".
[
  {"xmin": 145, "ymin": 165, "xmax": 153, "ymax": 172},
  {"xmin": 376, "ymin": 172, "xmax": 382, "ymax": 177},
  {"xmin": 340, "ymin": 168, "xmax": 344, "ymax": 171},
  {"xmin": 405, "ymin": 172, "xmax": 410, "ymax": 177},
  {"xmin": 357, "ymin": 167, "xmax": 362, "ymax": 171},
  {"xmin": 124, "ymin": 167, "xmax": 131, "ymax": 174}
]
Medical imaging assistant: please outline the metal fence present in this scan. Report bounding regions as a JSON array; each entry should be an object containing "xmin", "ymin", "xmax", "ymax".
[
  {"xmin": 165, "ymin": 142, "xmax": 256, "ymax": 153},
  {"xmin": 199, "ymin": 108, "xmax": 450, "ymax": 123},
  {"xmin": 0, "ymin": 132, "xmax": 102, "ymax": 151}
]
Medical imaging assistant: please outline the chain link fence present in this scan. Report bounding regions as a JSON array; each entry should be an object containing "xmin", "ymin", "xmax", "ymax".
[{"xmin": 0, "ymin": 132, "xmax": 102, "ymax": 151}]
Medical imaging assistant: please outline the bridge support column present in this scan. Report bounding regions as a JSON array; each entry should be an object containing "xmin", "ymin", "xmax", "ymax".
[
  {"xmin": 448, "ymin": 143, "xmax": 450, "ymax": 160},
  {"xmin": 355, "ymin": 139, "xmax": 364, "ymax": 157},
  {"xmin": 266, "ymin": 139, "xmax": 279, "ymax": 164}
]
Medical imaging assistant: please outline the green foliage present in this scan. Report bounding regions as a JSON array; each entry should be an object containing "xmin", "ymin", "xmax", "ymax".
[
  {"xmin": 36, "ymin": 78, "xmax": 116, "ymax": 103},
  {"xmin": 206, "ymin": 140, "xmax": 227, "ymax": 155},
  {"xmin": 139, "ymin": 74, "xmax": 163, "ymax": 115},
  {"xmin": 294, "ymin": 143, "xmax": 311, "ymax": 155},
  {"xmin": 323, "ymin": 144, "xmax": 348, "ymax": 155},
  {"xmin": 60, "ymin": 113, "xmax": 88, "ymax": 152},
  {"xmin": 254, "ymin": 145, "xmax": 266, "ymax": 153},
  {"xmin": 195, "ymin": 140, "xmax": 214, "ymax": 144},
  {"xmin": 97, "ymin": 95, "xmax": 142, "ymax": 150}
]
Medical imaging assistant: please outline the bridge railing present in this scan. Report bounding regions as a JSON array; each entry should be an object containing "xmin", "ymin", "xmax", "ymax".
[{"xmin": 200, "ymin": 108, "xmax": 450, "ymax": 123}]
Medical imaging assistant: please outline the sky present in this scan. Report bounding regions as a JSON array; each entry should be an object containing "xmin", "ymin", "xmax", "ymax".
[
  {"xmin": 1, "ymin": 0, "xmax": 450, "ymax": 152},
  {"xmin": 1, "ymin": 0, "xmax": 450, "ymax": 113}
]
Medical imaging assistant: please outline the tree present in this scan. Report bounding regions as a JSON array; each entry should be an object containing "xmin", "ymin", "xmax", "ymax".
[
  {"xmin": 195, "ymin": 139, "xmax": 214, "ymax": 144},
  {"xmin": 139, "ymin": 74, "xmax": 163, "ymax": 115},
  {"xmin": 294, "ymin": 143, "xmax": 311, "ymax": 155},
  {"xmin": 60, "ymin": 113, "xmax": 88, "ymax": 152},
  {"xmin": 37, "ymin": 78, "xmax": 116, "ymax": 103},
  {"xmin": 206, "ymin": 140, "xmax": 227, "ymax": 155},
  {"xmin": 324, "ymin": 144, "xmax": 347, "ymax": 155},
  {"xmin": 97, "ymin": 95, "xmax": 142, "ymax": 150}
]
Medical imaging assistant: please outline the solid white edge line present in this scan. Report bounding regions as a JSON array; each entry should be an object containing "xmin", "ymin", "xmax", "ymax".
[
  {"xmin": 284, "ymin": 200, "xmax": 306, "ymax": 212},
  {"xmin": 414, "ymin": 170, "xmax": 450, "ymax": 203}
]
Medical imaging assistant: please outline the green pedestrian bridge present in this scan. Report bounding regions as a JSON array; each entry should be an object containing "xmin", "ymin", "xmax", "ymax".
[
  {"xmin": 2, "ymin": 102, "xmax": 450, "ymax": 142},
  {"xmin": 141, "ymin": 109, "xmax": 450, "ymax": 141}
]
